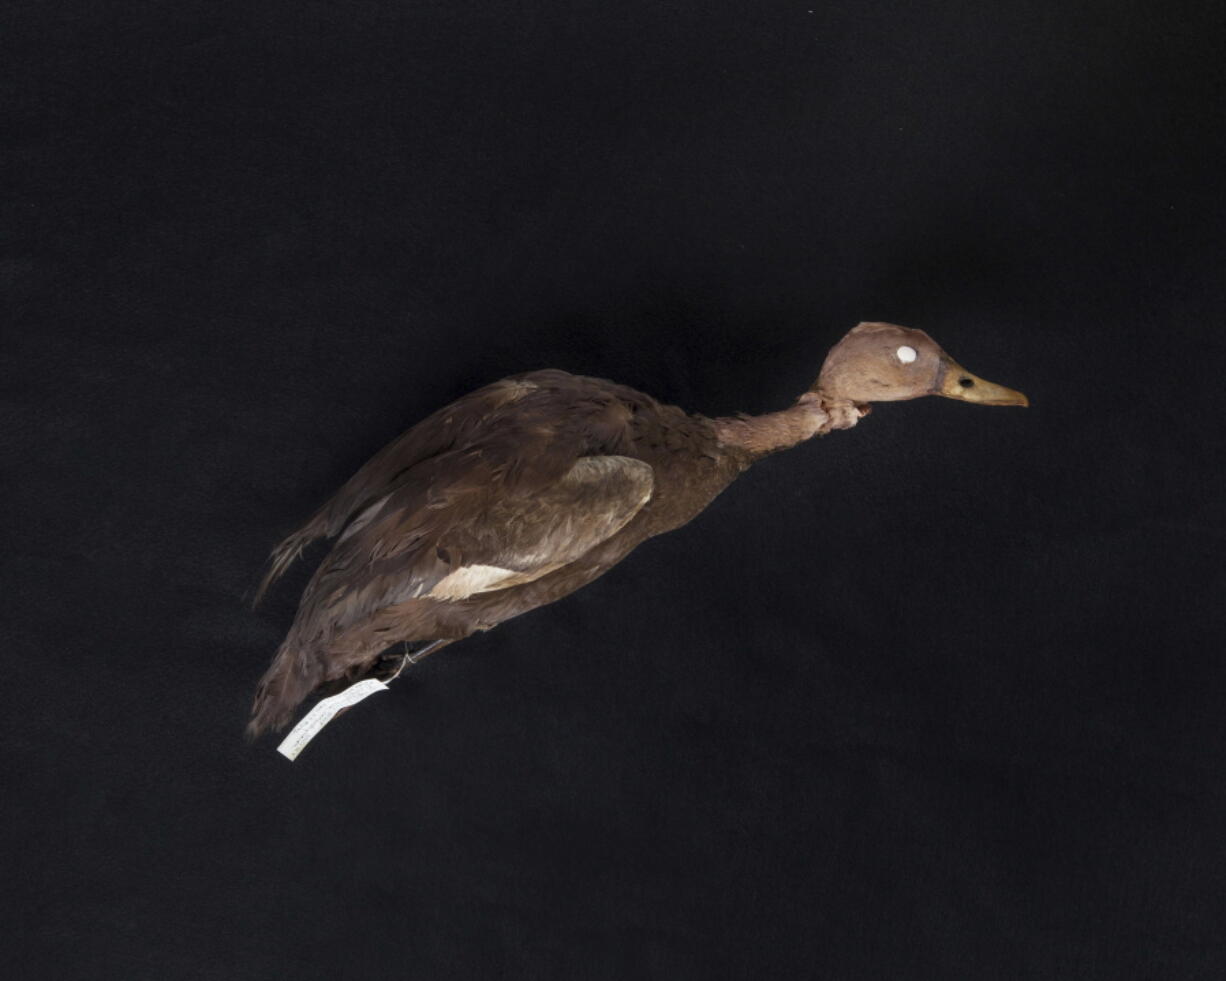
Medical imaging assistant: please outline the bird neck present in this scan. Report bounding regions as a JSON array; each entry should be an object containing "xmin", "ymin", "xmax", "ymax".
[{"xmin": 712, "ymin": 391, "xmax": 865, "ymax": 459}]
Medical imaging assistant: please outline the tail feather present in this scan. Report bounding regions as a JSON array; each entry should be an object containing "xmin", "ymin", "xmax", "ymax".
[
  {"xmin": 246, "ymin": 640, "xmax": 324, "ymax": 740},
  {"xmin": 251, "ymin": 524, "xmax": 322, "ymax": 608}
]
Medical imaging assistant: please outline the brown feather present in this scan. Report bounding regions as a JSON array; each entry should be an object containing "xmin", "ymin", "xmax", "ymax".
[{"xmin": 249, "ymin": 370, "xmax": 779, "ymax": 736}]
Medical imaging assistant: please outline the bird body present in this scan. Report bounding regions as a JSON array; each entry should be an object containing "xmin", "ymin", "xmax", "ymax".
[{"xmin": 249, "ymin": 323, "xmax": 1026, "ymax": 739}]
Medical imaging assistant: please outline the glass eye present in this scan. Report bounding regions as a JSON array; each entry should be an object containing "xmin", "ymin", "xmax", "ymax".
[{"xmin": 896, "ymin": 345, "xmax": 917, "ymax": 364}]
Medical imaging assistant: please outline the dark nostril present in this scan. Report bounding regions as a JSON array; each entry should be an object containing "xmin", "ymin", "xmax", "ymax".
[{"xmin": 959, "ymin": 377, "xmax": 974, "ymax": 388}]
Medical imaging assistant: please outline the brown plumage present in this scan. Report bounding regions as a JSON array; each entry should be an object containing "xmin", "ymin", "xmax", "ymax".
[{"xmin": 248, "ymin": 323, "xmax": 1026, "ymax": 738}]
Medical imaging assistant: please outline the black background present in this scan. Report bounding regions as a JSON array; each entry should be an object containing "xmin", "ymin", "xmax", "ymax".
[{"xmin": 6, "ymin": 1, "xmax": 1225, "ymax": 978}]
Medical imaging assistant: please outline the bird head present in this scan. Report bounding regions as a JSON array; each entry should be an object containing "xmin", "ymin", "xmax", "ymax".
[{"xmin": 814, "ymin": 322, "xmax": 1028, "ymax": 408}]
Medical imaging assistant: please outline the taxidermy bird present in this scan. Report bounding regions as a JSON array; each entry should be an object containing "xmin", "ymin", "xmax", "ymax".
[{"xmin": 249, "ymin": 322, "xmax": 1026, "ymax": 744}]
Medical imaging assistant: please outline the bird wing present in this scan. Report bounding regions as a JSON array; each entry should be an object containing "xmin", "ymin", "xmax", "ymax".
[
  {"xmin": 247, "ymin": 443, "xmax": 653, "ymax": 737},
  {"xmin": 254, "ymin": 370, "xmax": 640, "ymax": 603},
  {"xmin": 287, "ymin": 452, "xmax": 654, "ymax": 646}
]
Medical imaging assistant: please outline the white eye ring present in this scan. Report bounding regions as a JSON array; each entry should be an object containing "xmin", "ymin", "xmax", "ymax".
[{"xmin": 896, "ymin": 345, "xmax": 917, "ymax": 364}]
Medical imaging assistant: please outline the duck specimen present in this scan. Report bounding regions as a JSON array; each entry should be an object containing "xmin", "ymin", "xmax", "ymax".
[{"xmin": 249, "ymin": 322, "xmax": 1026, "ymax": 749}]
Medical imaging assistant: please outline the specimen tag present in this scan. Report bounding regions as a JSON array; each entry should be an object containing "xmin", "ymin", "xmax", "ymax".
[{"xmin": 276, "ymin": 678, "xmax": 389, "ymax": 761}]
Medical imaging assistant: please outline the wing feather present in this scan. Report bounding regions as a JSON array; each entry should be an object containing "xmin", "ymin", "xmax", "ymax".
[
  {"xmin": 253, "ymin": 374, "xmax": 564, "ymax": 604},
  {"xmin": 289, "ymin": 454, "xmax": 652, "ymax": 647}
]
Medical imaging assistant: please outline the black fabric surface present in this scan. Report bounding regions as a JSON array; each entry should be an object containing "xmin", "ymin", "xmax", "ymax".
[{"xmin": 5, "ymin": 2, "xmax": 1225, "ymax": 978}]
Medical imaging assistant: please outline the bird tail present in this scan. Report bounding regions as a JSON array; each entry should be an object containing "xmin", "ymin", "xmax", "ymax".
[
  {"xmin": 246, "ymin": 638, "xmax": 324, "ymax": 740},
  {"xmin": 251, "ymin": 515, "xmax": 331, "ymax": 608}
]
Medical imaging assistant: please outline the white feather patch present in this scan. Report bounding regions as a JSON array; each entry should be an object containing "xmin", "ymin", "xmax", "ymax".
[{"xmin": 428, "ymin": 563, "xmax": 519, "ymax": 601}]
